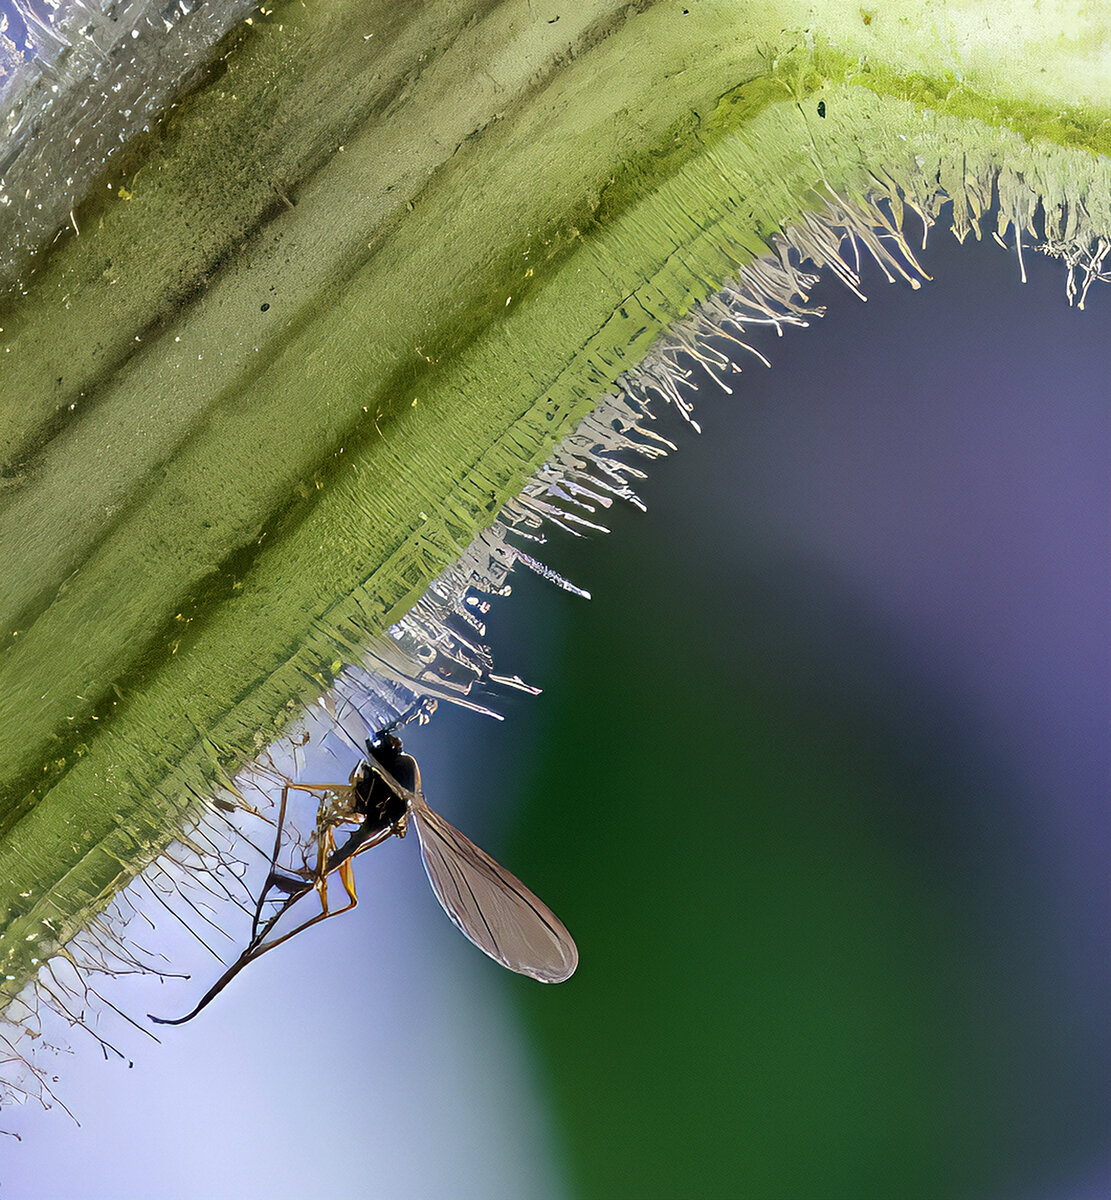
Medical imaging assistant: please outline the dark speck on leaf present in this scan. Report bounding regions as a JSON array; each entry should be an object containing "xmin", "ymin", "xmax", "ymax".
[{"xmin": 260, "ymin": 302, "xmax": 270, "ymax": 312}]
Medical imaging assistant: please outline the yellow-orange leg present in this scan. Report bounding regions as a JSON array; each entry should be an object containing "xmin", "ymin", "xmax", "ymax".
[
  {"xmin": 251, "ymin": 780, "xmax": 352, "ymax": 940},
  {"xmin": 243, "ymin": 823, "xmax": 396, "ymax": 957},
  {"xmin": 152, "ymin": 822, "xmax": 393, "ymax": 1025}
]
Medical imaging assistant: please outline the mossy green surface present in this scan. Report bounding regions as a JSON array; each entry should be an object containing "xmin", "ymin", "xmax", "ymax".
[{"xmin": 1, "ymin": 0, "xmax": 1109, "ymax": 999}]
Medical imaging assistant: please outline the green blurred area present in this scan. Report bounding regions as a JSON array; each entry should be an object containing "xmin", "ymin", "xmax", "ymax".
[
  {"xmin": 509, "ymin": 528, "xmax": 1091, "ymax": 1200},
  {"xmin": 494, "ymin": 225, "xmax": 1111, "ymax": 1200}
]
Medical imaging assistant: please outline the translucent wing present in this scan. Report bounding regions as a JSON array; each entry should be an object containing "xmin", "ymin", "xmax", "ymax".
[{"xmin": 410, "ymin": 797, "xmax": 578, "ymax": 983}]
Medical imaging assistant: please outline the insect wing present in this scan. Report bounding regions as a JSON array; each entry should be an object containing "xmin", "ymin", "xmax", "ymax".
[{"xmin": 411, "ymin": 800, "xmax": 578, "ymax": 983}]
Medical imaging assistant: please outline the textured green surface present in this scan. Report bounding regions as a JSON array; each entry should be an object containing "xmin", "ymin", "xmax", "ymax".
[{"xmin": 1, "ymin": 0, "xmax": 1109, "ymax": 999}]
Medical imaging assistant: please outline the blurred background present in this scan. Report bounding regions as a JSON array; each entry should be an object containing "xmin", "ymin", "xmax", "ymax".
[{"xmin": 2, "ymin": 227, "xmax": 1108, "ymax": 1199}]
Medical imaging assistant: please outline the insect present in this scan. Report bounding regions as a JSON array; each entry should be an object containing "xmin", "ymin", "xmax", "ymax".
[{"xmin": 152, "ymin": 733, "xmax": 577, "ymax": 1024}]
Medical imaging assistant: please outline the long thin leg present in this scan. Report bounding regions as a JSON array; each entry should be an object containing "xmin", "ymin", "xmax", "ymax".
[
  {"xmin": 251, "ymin": 781, "xmax": 351, "ymax": 939},
  {"xmin": 150, "ymin": 823, "xmax": 395, "ymax": 1025},
  {"xmin": 246, "ymin": 817, "xmax": 340, "ymax": 953},
  {"xmin": 241, "ymin": 843, "xmax": 373, "ymax": 958},
  {"xmin": 248, "ymin": 820, "xmax": 396, "ymax": 955}
]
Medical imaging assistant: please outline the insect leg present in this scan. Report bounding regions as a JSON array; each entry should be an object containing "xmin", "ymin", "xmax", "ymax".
[
  {"xmin": 251, "ymin": 780, "xmax": 348, "ymax": 939},
  {"xmin": 239, "ymin": 821, "xmax": 398, "ymax": 958},
  {"xmin": 151, "ymin": 785, "xmax": 400, "ymax": 1025}
]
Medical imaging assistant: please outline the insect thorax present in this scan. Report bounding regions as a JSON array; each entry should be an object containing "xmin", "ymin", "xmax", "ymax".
[{"xmin": 352, "ymin": 755, "xmax": 410, "ymax": 835}]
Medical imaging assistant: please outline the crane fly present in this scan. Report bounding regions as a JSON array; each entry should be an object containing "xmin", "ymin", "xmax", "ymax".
[{"xmin": 152, "ymin": 734, "xmax": 577, "ymax": 1024}]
